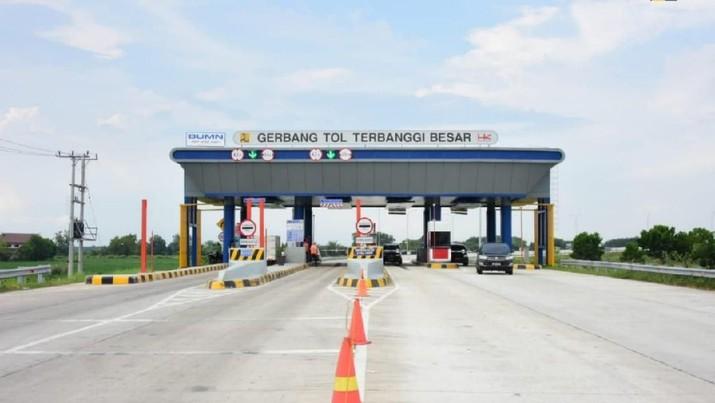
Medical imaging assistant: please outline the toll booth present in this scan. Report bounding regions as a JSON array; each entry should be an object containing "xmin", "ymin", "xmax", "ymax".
[{"xmin": 426, "ymin": 220, "xmax": 452, "ymax": 263}]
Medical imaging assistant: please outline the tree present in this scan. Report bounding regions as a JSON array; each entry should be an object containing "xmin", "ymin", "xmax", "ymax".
[
  {"xmin": 149, "ymin": 234, "xmax": 167, "ymax": 255},
  {"xmin": 690, "ymin": 229, "xmax": 715, "ymax": 269},
  {"xmin": 54, "ymin": 230, "xmax": 69, "ymax": 254},
  {"xmin": 604, "ymin": 237, "xmax": 639, "ymax": 248},
  {"xmin": 693, "ymin": 238, "xmax": 715, "ymax": 269},
  {"xmin": 571, "ymin": 232, "xmax": 604, "ymax": 261},
  {"xmin": 638, "ymin": 225, "xmax": 676, "ymax": 262},
  {"xmin": 166, "ymin": 234, "xmax": 180, "ymax": 255},
  {"xmin": 620, "ymin": 241, "xmax": 645, "ymax": 263},
  {"xmin": 0, "ymin": 238, "xmax": 9, "ymax": 261},
  {"xmin": 370, "ymin": 232, "xmax": 395, "ymax": 246},
  {"xmin": 17, "ymin": 235, "xmax": 57, "ymax": 261},
  {"xmin": 106, "ymin": 234, "xmax": 138, "ymax": 256},
  {"xmin": 399, "ymin": 237, "xmax": 424, "ymax": 252}
]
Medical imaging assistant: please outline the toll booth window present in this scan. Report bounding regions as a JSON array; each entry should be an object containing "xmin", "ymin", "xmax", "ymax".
[{"xmin": 429, "ymin": 232, "xmax": 451, "ymax": 247}]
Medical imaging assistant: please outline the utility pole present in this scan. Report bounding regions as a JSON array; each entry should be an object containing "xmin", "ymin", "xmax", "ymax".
[{"xmin": 57, "ymin": 151, "xmax": 98, "ymax": 276}]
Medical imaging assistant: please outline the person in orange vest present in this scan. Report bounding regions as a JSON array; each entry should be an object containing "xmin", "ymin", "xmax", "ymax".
[{"xmin": 310, "ymin": 242, "xmax": 320, "ymax": 266}]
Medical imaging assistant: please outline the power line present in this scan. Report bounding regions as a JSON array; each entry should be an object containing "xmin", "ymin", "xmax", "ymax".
[
  {"xmin": 0, "ymin": 136, "xmax": 56, "ymax": 154},
  {"xmin": 0, "ymin": 145, "xmax": 55, "ymax": 157}
]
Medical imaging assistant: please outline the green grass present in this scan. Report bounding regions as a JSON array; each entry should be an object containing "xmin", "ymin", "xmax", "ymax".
[
  {"xmin": 550, "ymin": 265, "xmax": 715, "ymax": 291},
  {"xmin": 0, "ymin": 255, "xmax": 180, "ymax": 293}
]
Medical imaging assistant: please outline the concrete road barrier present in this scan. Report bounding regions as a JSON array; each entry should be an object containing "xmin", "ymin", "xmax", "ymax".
[
  {"xmin": 208, "ymin": 264, "xmax": 308, "ymax": 289},
  {"xmin": 86, "ymin": 263, "xmax": 228, "ymax": 285}
]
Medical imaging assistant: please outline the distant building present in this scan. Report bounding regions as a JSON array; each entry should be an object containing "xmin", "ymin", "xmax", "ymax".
[{"xmin": 0, "ymin": 233, "xmax": 37, "ymax": 249}]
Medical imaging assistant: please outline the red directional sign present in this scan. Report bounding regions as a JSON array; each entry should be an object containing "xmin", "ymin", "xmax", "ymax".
[{"xmin": 238, "ymin": 219, "xmax": 257, "ymax": 237}]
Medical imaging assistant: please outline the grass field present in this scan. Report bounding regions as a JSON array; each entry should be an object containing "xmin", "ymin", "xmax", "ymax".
[
  {"xmin": 0, "ymin": 255, "xmax": 180, "ymax": 292},
  {"xmin": 550, "ymin": 265, "xmax": 715, "ymax": 291}
]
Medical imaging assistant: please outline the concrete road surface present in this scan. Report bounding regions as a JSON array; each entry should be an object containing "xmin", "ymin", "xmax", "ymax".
[{"xmin": 1, "ymin": 265, "xmax": 714, "ymax": 402}]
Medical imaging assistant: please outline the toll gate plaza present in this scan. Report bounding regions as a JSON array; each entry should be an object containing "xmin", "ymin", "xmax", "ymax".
[
  {"xmin": 171, "ymin": 130, "xmax": 563, "ymax": 269},
  {"xmin": 2, "ymin": 131, "xmax": 715, "ymax": 403}
]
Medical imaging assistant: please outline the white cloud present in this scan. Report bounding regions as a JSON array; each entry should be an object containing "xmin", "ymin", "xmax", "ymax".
[
  {"xmin": 0, "ymin": 106, "xmax": 39, "ymax": 130},
  {"xmin": 40, "ymin": 10, "xmax": 129, "ymax": 59},
  {"xmin": 97, "ymin": 113, "xmax": 124, "ymax": 129},
  {"xmin": 3, "ymin": 0, "xmax": 130, "ymax": 59},
  {"xmin": 417, "ymin": 0, "xmax": 715, "ymax": 116},
  {"xmin": 281, "ymin": 68, "xmax": 352, "ymax": 92},
  {"xmin": 195, "ymin": 87, "xmax": 228, "ymax": 102}
]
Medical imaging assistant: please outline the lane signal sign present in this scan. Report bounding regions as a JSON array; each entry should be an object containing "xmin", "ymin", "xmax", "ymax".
[
  {"xmin": 247, "ymin": 150, "xmax": 259, "ymax": 159},
  {"xmin": 339, "ymin": 148, "xmax": 352, "ymax": 160},
  {"xmin": 231, "ymin": 149, "xmax": 244, "ymax": 161},
  {"xmin": 356, "ymin": 217, "xmax": 374, "ymax": 235},
  {"xmin": 309, "ymin": 148, "xmax": 322, "ymax": 161},
  {"xmin": 326, "ymin": 150, "xmax": 337, "ymax": 159},
  {"xmin": 238, "ymin": 219, "xmax": 257, "ymax": 237},
  {"xmin": 261, "ymin": 149, "xmax": 274, "ymax": 161}
]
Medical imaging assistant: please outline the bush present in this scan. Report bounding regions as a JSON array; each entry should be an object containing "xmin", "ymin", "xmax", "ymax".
[
  {"xmin": 17, "ymin": 235, "xmax": 57, "ymax": 261},
  {"xmin": 571, "ymin": 232, "xmax": 604, "ymax": 261},
  {"xmin": 620, "ymin": 241, "xmax": 645, "ymax": 263}
]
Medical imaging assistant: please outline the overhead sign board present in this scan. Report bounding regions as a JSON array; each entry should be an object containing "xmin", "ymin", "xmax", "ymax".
[
  {"xmin": 186, "ymin": 132, "xmax": 226, "ymax": 147},
  {"xmin": 231, "ymin": 130, "xmax": 498, "ymax": 149},
  {"xmin": 243, "ymin": 197, "xmax": 266, "ymax": 204},
  {"xmin": 238, "ymin": 219, "xmax": 257, "ymax": 237},
  {"xmin": 320, "ymin": 198, "xmax": 344, "ymax": 209},
  {"xmin": 356, "ymin": 217, "xmax": 374, "ymax": 235},
  {"xmin": 286, "ymin": 219, "xmax": 304, "ymax": 243}
]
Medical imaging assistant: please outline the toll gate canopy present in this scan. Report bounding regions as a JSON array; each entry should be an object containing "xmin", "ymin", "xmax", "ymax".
[{"xmin": 171, "ymin": 130, "xmax": 565, "ymax": 266}]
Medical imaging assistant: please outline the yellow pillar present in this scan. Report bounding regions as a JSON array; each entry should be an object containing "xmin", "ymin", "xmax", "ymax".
[
  {"xmin": 547, "ymin": 203, "xmax": 555, "ymax": 266},
  {"xmin": 179, "ymin": 204, "xmax": 188, "ymax": 268}
]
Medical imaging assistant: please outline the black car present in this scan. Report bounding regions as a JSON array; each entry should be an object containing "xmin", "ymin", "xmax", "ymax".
[
  {"xmin": 476, "ymin": 242, "xmax": 513, "ymax": 275},
  {"xmin": 382, "ymin": 244, "xmax": 403, "ymax": 265},
  {"xmin": 450, "ymin": 244, "xmax": 469, "ymax": 265}
]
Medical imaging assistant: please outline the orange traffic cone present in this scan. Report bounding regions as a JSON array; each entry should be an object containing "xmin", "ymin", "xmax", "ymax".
[
  {"xmin": 349, "ymin": 298, "xmax": 370, "ymax": 345},
  {"xmin": 332, "ymin": 337, "xmax": 361, "ymax": 403},
  {"xmin": 356, "ymin": 271, "xmax": 369, "ymax": 297}
]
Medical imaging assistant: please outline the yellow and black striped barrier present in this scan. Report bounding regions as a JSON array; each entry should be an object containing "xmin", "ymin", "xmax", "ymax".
[
  {"xmin": 86, "ymin": 275, "xmax": 138, "ymax": 285},
  {"xmin": 428, "ymin": 262, "xmax": 459, "ymax": 269},
  {"xmin": 86, "ymin": 263, "xmax": 228, "ymax": 285},
  {"xmin": 347, "ymin": 246, "xmax": 383, "ymax": 259},
  {"xmin": 136, "ymin": 263, "xmax": 228, "ymax": 282},
  {"xmin": 208, "ymin": 264, "xmax": 308, "ymax": 290},
  {"xmin": 335, "ymin": 271, "xmax": 392, "ymax": 288},
  {"xmin": 229, "ymin": 247, "xmax": 265, "ymax": 261}
]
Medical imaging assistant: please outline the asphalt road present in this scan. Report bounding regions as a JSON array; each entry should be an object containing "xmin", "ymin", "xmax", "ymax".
[{"xmin": 1, "ymin": 264, "xmax": 714, "ymax": 402}]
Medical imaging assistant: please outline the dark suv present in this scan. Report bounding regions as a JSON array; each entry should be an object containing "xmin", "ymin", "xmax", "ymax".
[
  {"xmin": 450, "ymin": 244, "xmax": 469, "ymax": 265},
  {"xmin": 382, "ymin": 244, "xmax": 403, "ymax": 265},
  {"xmin": 476, "ymin": 243, "xmax": 513, "ymax": 275}
]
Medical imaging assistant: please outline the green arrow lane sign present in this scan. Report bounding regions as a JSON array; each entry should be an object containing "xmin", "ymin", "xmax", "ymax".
[
  {"xmin": 248, "ymin": 150, "xmax": 258, "ymax": 159},
  {"xmin": 326, "ymin": 150, "xmax": 336, "ymax": 159}
]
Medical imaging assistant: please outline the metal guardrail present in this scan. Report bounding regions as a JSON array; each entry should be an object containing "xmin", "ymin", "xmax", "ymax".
[
  {"xmin": 561, "ymin": 259, "xmax": 715, "ymax": 278},
  {"xmin": 0, "ymin": 265, "xmax": 52, "ymax": 284}
]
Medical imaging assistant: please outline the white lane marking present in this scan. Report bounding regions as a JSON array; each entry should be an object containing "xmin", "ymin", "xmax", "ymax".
[
  {"xmin": 1, "ymin": 349, "xmax": 339, "ymax": 356},
  {"xmin": 213, "ymin": 316, "xmax": 344, "ymax": 321},
  {"xmin": 2, "ymin": 285, "xmax": 231, "ymax": 353},
  {"xmin": 325, "ymin": 270, "xmax": 401, "ymax": 401}
]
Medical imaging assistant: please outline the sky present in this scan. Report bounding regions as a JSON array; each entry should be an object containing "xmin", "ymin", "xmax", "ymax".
[{"xmin": 1, "ymin": 0, "xmax": 714, "ymax": 247}]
